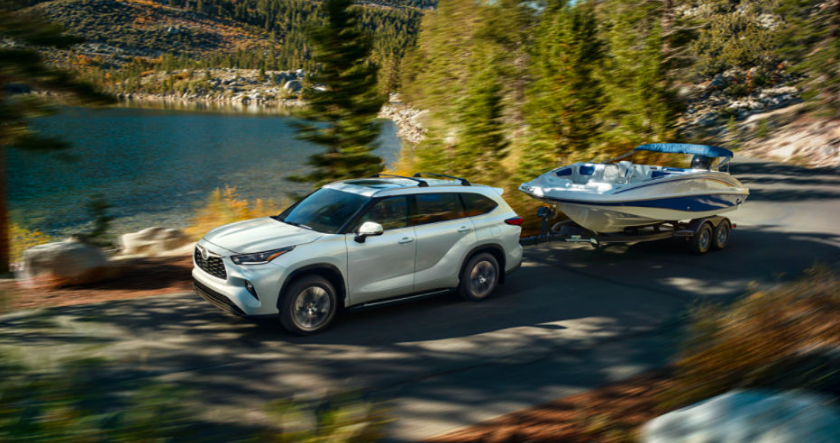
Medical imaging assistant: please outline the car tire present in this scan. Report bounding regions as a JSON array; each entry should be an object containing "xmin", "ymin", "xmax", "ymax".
[
  {"xmin": 459, "ymin": 252, "xmax": 500, "ymax": 301},
  {"xmin": 688, "ymin": 222, "xmax": 713, "ymax": 255},
  {"xmin": 279, "ymin": 275, "xmax": 338, "ymax": 335},
  {"xmin": 711, "ymin": 219, "xmax": 731, "ymax": 250}
]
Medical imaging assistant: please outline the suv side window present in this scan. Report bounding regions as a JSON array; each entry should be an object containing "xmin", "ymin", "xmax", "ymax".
[
  {"xmin": 355, "ymin": 196, "xmax": 409, "ymax": 231},
  {"xmin": 461, "ymin": 193, "xmax": 498, "ymax": 217},
  {"xmin": 412, "ymin": 193, "xmax": 462, "ymax": 225}
]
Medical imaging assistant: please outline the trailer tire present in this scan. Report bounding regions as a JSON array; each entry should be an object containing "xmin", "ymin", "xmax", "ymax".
[
  {"xmin": 712, "ymin": 219, "xmax": 731, "ymax": 250},
  {"xmin": 689, "ymin": 223, "xmax": 713, "ymax": 255}
]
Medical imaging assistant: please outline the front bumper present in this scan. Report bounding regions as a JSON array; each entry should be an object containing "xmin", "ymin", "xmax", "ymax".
[
  {"xmin": 193, "ymin": 280, "xmax": 246, "ymax": 317},
  {"xmin": 192, "ymin": 239, "xmax": 289, "ymax": 316}
]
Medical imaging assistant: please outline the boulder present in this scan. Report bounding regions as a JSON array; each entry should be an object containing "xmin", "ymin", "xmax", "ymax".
[
  {"xmin": 120, "ymin": 227, "xmax": 190, "ymax": 257},
  {"xmin": 708, "ymin": 73, "xmax": 728, "ymax": 90},
  {"xmin": 696, "ymin": 112, "xmax": 719, "ymax": 127},
  {"xmin": 17, "ymin": 239, "xmax": 122, "ymax": 287},
  {"xmin": 284, "ymin": 80, "xmax": 303, "ymax": 93},
  {"xmin": 641, "ymin": 390, "xmax": 840, "ymax": 443}
]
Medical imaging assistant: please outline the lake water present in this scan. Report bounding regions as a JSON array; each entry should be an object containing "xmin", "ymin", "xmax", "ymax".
[{"xmin": 10, "ymin": 106, "xmax": 402, "ymax": 236}]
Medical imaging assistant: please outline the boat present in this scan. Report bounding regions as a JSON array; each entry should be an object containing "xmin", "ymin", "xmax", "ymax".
[{"xmin": 518, "ymin": 143, "xmax": 750, "ymax": 233}]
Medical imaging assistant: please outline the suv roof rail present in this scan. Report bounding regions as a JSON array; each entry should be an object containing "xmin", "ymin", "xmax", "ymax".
[
  {"xmin": 413, "ymin": 172, "xmax": 471, "ymax": 186},
  {"xmin": 371, "ymin": 173, "xmax": 429, "ymax": 187}
]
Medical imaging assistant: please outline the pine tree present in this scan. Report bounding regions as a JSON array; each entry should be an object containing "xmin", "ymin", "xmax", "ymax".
[
  {"xmin": 518, "ymin": 0, "xmax": 604, "ymax": 179},
  {"xmin": 598, "ymin": 0, "xmax": 679, "ymax": 148},
  {"xmin": 0, "ymin": 4, "xmax": 113, "ymax": 272},
  {"xmin": 451, "ymin": 49, "xmax": 509, "ymax": 181},
  {"xmin": 291, "ymin": 0, "xmax": 386, "ymax": 185},
  {"xmin": 777, "ymin": 0, "xmax": 840, "ymax": 111},
  {"xmin": 690, "ymin": 0, "xmax": 781, "ymax": 76}
]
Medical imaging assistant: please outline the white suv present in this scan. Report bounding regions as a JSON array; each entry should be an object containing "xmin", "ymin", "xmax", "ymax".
[{"xmin": 192, "ymin": 173, "xmax": 524, "ymax": 335}]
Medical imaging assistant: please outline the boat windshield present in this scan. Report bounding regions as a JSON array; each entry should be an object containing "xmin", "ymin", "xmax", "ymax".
[{"xmin": 275, "ymin": 188, "xmax": 369, "ymax": 234}]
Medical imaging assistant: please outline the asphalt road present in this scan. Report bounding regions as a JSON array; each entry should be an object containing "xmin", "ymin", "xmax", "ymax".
[{"xmin": 2, "ymin": 158, "xmax": 839, "ymax": 441}]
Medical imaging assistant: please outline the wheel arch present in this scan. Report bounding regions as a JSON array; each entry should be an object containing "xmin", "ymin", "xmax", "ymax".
[
  {"xmin": 278, "ymin": 264, "xmax": 347, "ymax": 310},
  {"xmin": 459, "ymin": 243, "xmax": 507, "ymax": 285}
]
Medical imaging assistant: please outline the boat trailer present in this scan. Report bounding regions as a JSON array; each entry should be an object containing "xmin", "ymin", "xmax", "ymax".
[{"xmin": 519, "ymin": 207, "xmax": 735, "ymax": 254}]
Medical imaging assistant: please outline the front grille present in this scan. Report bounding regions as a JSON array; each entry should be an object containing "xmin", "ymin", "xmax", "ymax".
[
  {"xmin": 195, "ymin": 246, "xmax": 227, "ymax": 280},
  {"xmin": 193, "ymin": 280, "xmax": 245, "ymax": 317}
]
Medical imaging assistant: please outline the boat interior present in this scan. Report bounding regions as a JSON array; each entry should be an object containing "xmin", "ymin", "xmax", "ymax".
[{"xmin": 553, "ymin": 162, "xmax": 694, "ymax": 187}]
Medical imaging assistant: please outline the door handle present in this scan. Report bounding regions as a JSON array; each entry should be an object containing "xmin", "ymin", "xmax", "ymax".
[
  {"xmin": 398, "ymin": 237, "xmax": 415, "ymax": 244},
  {"xmin": 457, "ymin": 226, "xmax": 472, "ymax": 233}
]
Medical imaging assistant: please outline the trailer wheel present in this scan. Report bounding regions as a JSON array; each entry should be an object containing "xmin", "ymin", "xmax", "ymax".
[
  {"xmin": 688, "ymin": 223, "xmax": 713, "ymax": 255},
  {"xmin": 712, "ymin": 219, "xmax": 731, "ymax": 250}
]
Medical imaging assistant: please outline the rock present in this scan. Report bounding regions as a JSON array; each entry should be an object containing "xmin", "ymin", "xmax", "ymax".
[
  {"xmin": 696, "ymin": 112, "xmax": 719, "ymax": 127},
  {"xmin": 708, "ymin": 73, "xmax": 727, "ymax": 90},
  {"xmin": 17, "ymin": 240, "xmax": 123, "ymax": 288},
  {"xmin": 641, "ymin": 390, "xmax": 840, "ymax": 443},
  {"xmin": 284, "ymin": 80, "xmax": 303, "ymax": 93},
  {"xmin": 120, "ymin": 227, "xmax": 190, "ymax": 257}
]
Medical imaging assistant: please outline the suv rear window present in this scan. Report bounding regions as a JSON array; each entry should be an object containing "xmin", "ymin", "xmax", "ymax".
[
  {"xmin": 412, "ymin": 193, "xmax": 462, "ymax": 225},
  {"xmin": 461, "ymin": 193, "xmax": 498, "ymax": 217}
]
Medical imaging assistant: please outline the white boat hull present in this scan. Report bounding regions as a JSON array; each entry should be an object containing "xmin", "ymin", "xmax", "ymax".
[
  {"xmin": 552, "ymin": 199, "xmax": 742, "ymax": 233},
  {"xmin": 520, "ymin": 164, "xmax": 749, "ymax": 233}
]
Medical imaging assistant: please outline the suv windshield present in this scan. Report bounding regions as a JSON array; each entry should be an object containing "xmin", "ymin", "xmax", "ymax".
[{"xmin": 276, "ymin": 188, "xmax": 369, "ymax": 234}]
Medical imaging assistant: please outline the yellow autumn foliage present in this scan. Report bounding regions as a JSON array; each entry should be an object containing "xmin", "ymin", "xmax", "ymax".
[
  {"xmin": 186, "ymin": 187, "xmax": 287, "ymax": 240},
  {"xmin": 10, "ymin": 224, "xmax": 54, "ymax": 262}
]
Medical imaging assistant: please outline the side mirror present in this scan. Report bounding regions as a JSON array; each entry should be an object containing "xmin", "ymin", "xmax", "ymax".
[{"xmin": 354, "ymin": 221, "xmax": 384, "ymax": 243}]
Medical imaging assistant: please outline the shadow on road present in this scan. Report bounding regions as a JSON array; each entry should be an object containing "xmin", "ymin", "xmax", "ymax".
[
  {"xmin": 1, "ymin": 226, "xmax": 837, "ymax": 413},
  {"xmin": 732, "ymin": 161, "xmax": 840, "ymax": 202}
]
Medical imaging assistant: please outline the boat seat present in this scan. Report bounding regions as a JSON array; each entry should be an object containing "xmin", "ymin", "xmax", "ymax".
[
  {"xmin": 601, "ymin": 164, "xmax": 626, "ymax": 184},
  {"xmin": 572, "ymin": 164, "xmax": 596, "ymax": 184},
  {"xmin": 618, "ymin": 161, "xmax": 635, "ymax": 182}
]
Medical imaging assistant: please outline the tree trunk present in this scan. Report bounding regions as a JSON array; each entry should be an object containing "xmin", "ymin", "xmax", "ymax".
[{"xmin": 0, "ymin": 145, "xmax": 9, "ymax": 274}]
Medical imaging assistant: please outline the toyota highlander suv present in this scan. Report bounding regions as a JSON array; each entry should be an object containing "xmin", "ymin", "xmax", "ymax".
[{"xmin": 192, "ymin": 173, "xmax": 524, "ymax": 335}]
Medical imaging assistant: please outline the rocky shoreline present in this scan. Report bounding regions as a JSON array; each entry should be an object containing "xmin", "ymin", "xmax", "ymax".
[
  {"xmin": 115, "ymin": 84, "xmax": 428, "ymax": 145},
  {"xmin": 378, "ymin": 103, "xmax": 427, "ymax": 145}
]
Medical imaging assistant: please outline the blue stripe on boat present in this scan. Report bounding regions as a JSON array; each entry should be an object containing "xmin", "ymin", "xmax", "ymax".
[
  {"xmin": 613, "ymin": 176, "xmax": 738, "ymax": 194},
  {"xmin": 544, "ymin": 193, "xmax": 744, "ymax": 212}
]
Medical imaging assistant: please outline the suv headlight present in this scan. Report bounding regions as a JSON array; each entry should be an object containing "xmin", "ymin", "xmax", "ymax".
[{"xmin": 230, "ymin": 246, "xmax": 295, "ymax": 265}]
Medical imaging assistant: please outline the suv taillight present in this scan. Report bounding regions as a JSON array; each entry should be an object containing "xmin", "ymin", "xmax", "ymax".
[{"xmin": 505, "ymin": 216, "xmax": 524, "ymax": 226}]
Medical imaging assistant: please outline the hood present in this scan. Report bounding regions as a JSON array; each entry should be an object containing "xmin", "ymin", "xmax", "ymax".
[{"xmin": 203, "ymin": 217, "xmax": 323, "ymax": 254}]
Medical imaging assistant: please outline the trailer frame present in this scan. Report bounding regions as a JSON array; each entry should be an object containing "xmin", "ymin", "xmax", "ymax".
[{"xmin": 519, "ymin": 207, "xmax": 735, "ymax": 254}]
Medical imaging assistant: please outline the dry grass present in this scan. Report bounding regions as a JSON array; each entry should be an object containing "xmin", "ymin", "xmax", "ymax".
[
  {"xmin": 663, "ymin": 266, "xmax": 840, "ymax": 410},
  {"xmin": 185, "ymin": 186, "xmax": 287, "ymax": 240},
  {"xmin": 429, "ymin": 370, "xmax": 672, "ymax": 443}
]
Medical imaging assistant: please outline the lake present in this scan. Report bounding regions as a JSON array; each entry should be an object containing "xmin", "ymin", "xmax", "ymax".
[{"xmin": 10, "ymin": 105, "xmax": 402, "ymax": 237}]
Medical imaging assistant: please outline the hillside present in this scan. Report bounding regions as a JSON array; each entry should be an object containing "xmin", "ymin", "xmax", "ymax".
[
  {"xmin": 26, "ymin": 0, "xmax": 423, "ymax": 93},
  {"xmin": 29, "ymin": 0, "xmax": 267, "ymax": 60}
]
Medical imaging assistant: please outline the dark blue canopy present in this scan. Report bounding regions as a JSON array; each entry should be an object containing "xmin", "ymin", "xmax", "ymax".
[{"xmin": 634, "ymin": 143, "xmax": 733, "ymax": 158}]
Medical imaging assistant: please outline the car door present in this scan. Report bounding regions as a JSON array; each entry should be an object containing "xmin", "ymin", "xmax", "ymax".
[
  {"xmin": 411, "ymin": 193, "xmax": 478, "ymax": 293},
  {"xmin": 345, "ymin": 196, "xmax": 416, "ymax": 305}
]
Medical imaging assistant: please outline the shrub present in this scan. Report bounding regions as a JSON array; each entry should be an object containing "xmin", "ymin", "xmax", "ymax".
[
  {"xmin": 10, "ymin": 224, "xmax": 53, "ymax": 263},
  {"xmin": 0, "ymin": 351, "xmax": 389, "ymax": 442},
  {"xmin": 186, "ymin": 186, "xmax": 286, "ymax": 240},
  {"xmin": 0, "ymin": 353, "xmax": 197, "ymax": 443},
  {"xmin": 663, "ymin": 267, "xmax": 840, "ymax": 410},
  {"xmin": 263, "ymin": 393, "xmax": 390, "ymax": 442},
  {"xmin": 87, "ymin": 193, "xmax": 115, "ymax": 247}
]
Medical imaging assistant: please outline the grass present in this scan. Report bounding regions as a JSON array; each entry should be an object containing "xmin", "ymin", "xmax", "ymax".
[{"xmin": 662, "ymin": 266, "xmax": 840, "ymax": 410}]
